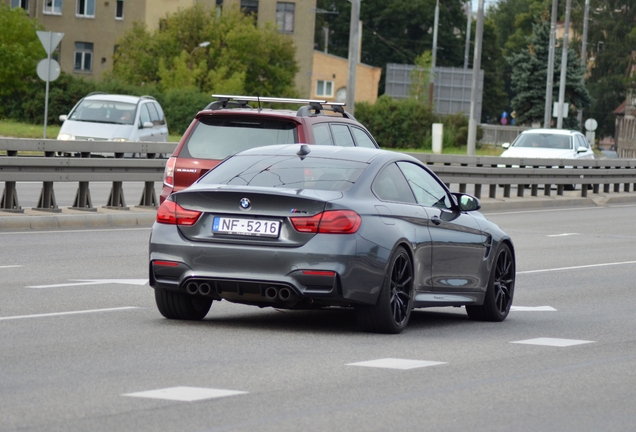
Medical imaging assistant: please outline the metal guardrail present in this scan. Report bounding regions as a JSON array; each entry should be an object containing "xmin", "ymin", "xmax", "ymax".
[
  {"xmin": 407, "ymin": 153, "xmax": 636, "ymax": 200},
  {"xmin": 0, "ymin": 139, "xmax": 177, "ymax": 213},
  {"xmin": 478, "ymin": 125, "xmax": 530, "ymax": 145},
  {"xmin": 1, "ymin": 138, "xmax": 636, "ymax": 213}
]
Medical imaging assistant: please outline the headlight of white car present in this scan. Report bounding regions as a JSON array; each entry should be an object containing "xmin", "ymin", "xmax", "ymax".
[{"xmin": 57, "ymin": 133, "xmax": 74, "ymax": 140}]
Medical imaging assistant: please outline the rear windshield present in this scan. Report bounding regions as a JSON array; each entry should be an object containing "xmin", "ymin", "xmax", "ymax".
[
  {"xmin": 512, "ymin": 134, "xmax": 572, "ymax": 149},
  {"xmin": 198, "ymin": 155, "xmax": 367, "ymax": 192},
  {"xmin": 69, "ymin": 99, "xmax": 137, "ymax": 125},
  {"xmin": 181, "ymin": 116, "xmax": 299, "ymax": 159}
]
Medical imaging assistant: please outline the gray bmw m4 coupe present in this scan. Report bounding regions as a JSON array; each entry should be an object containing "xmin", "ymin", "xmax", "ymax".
[{"xmin": 149, "ymin": 144, "xmax": 515, "ymax": 333}]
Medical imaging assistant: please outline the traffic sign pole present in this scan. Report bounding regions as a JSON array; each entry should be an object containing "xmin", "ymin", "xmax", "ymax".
[
  {"xmin": 44, "ymin": 38, "xmax": 52, "ymax": 139},
  {"xmin": 36, "ymin": 31, "xmax": 64, "ymax": 139}
]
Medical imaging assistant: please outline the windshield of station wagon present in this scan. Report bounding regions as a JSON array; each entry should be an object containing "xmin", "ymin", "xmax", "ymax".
[
  {"xmin": 182, "ymin": 117, "xmax": 299, "ymax": 160},
  {"xmin": 198, "ymin": 155, "xmax": 366, "ymax": 191},
  {"xmin": 69, "ymin": 100, "xmax": 137, "ymax": 125},
  {"xmin": 512, "ymin": 133, "xmax": 572, "ymax": 149}
]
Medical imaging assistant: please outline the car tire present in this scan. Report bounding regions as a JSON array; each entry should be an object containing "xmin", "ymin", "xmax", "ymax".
[
  {"xmin": 564, "ymin": 184, "xmax": 577, "ymax": 191},
  {"xmin": 466, "ymin": 243, "xmax": 515, "ymax": 322},
  {"xmin": 154, "ymin": 288, "xmax": 212, "ymax": 320},
  {"xmin": 355, "ymin": 246, "xmax": 413, "ymax": 334}
]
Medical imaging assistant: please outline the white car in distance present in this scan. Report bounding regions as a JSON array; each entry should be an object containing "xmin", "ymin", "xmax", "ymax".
[{"xmin": 57, "ymin": 93, "xmax": 169, "ymax": 157}]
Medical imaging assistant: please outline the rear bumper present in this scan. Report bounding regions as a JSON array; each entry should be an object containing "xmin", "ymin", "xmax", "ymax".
[{"xmin": 149, "ymin": 223, "xmax": 387, "ymax": 307}]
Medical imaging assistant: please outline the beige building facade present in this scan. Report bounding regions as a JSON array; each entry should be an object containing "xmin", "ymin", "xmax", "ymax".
[
  {"xmin": 311, "ymin": 50, "xmax": 381, "ymax": 104},
  {"xmin": 6, "ymin": 0, "xmax": 316, "ymax": 97}
]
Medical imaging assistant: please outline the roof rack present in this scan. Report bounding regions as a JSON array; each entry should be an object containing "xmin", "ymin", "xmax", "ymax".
[
  {"xmin": 206, "ymin": 94, "xmax": 353, "ymax": 119},
  {"xmin": 140, "ymin": 95, "xmax": 157, "ymax": 101}
]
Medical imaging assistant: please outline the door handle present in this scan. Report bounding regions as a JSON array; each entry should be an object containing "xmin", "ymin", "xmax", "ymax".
[{"xmin": 431, "ymin": 215, "xmax": 442, "ymax": 226}]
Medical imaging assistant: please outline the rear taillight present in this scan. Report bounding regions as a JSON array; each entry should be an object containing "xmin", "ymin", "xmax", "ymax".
[
  {"xmin": 156, "ymin": 200, "xmax": 202, "ymax": 226},
  {"xmin": 291, "ymin": 210, "xmax": 361, "ymax": 234},
  {"xmin": 163, "ymin": 156, "xmax": 177, "ymax": 187}
]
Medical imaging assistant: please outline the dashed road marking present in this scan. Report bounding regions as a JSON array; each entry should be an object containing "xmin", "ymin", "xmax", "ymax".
[
  {"xmin": 27, "ymin": 279, "xmax": 149, "ymax": 289},
  {"xmin": 511, "ymin": 338, "xmax": 595, "ymax": 347},
  {"xmin": 518, "ymin": 260, "xmax": 636, "ymax": 274},
  {"xmin": 510, "ymin": 306, "xmax": 557, "ymax": 311},
  {"xmin": 346, "ymin": 358, "xmax": 446, "ymax": 370},
  {"xmin": 0, "ymin": 265, "xmax": 22, "ymax": 269},
  {"xmin": 547, "ymin": 233, "xmax": 579, "ymax": 237},
  {"xmin": 0, "ymin": 306, "xmax": 139, "ymax": 321},
  {"xmin": 123, "ymin": 387, "xmax": 247, "ymax": 402}
]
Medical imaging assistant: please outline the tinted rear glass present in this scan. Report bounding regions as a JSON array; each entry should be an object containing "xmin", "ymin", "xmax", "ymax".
[
  {"xmin": 181, "ymin": 116, "xmax": 298, "ymax": 159},
  {"xmin": 512, "ymin": 133, "xmax": 572, "ymax": 149},
  {"xmin": 198, "ymin": 155, "xmax": 367, "ymax": 191}
]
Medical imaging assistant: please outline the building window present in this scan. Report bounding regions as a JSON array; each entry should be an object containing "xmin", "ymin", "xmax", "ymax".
[
  {"xmin": 74, "ymin": 42, "xmax": 93, "ymax": 72},
  {"xmin": 115, "ymin": 0, "xmax": 123, "ymax": 19},
  {"xmin": 76, "ymin": 0, "xmax": 94, "ymax": 17},
  {"xmin": 43, "ymin": 0, "xmax": 62, "ymax": 14},
  {"xmin": 316, "ymin": 80, "xmax": 334, "ymax": 97},
  {"xmin": 11, "ymin": 0, "xmax": 29, "ymax": 9},
  {"xmin": 276, "ymin": 2, "xmax": 294, "ymax": 33},
  {"xmin": 240, "ymin": 0, "xmax": 258, "ymax": 19}
]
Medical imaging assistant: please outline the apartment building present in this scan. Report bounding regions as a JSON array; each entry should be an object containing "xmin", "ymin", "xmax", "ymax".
[{"xmin": 5, "ymin": 0, "xmax": 316, "ymax": 97}]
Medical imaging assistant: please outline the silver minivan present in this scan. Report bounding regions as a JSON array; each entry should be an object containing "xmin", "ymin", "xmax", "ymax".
[{"xmin": 57, "ymin": 93, "xmax": 169, "ymax": 157}]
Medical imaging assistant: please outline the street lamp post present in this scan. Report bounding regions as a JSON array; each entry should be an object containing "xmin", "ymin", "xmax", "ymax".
[{"xmin": 189, "ymin": 41, "xmax": 210, "ymax": 69}]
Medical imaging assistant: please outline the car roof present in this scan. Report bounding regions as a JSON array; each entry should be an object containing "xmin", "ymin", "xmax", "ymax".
[
  {"xmin": 521, "ymin": 128, "xmax": 580, "ymax": 136},
  {"xmin": 82, "ymin": 94, "xmax": 150, "ymax": 104},
  {"xmin": 231, "ymin": 143, "xmax": 394, "ymax": 164}
]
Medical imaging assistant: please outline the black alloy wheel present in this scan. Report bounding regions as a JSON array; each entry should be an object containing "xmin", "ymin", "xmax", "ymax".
[
  {"xmin": 356, "ymin": 246, "xmax": 414, "ymax": 334},
  {"xmin": 154, "ymin": 288, "xmax": 212, "ymax": 320},
  {"xmin": 466, "ymin": 243, "xmax": 515, "ymax": 322}
]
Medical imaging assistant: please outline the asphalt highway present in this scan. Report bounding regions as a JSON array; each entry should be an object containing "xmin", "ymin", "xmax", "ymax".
[{"xmin": 1, "ymin": 203, "xmax": 635, "ymax": 431}]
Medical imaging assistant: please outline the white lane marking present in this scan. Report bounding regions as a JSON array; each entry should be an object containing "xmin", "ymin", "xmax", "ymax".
[
  {"xmin": 0, "ymin": 306, "xmax": 139, "ymax": 321},
  {"xmin": 27, "ymin": 279, "xmax": 149, "ymax": 289},
  {"xmin": 486, "ymin": 206, "xmax": 606, "ymax": 216},
  {"xmin": 511, "ymin": 306, "xmax": 557, "ymax": 311},
  {"xmin": 546, "ymin": 233, "xmax": 579, "ymax": 237},
  {"xmin": 518, "ymin": 260, "xmax": 636, "ymax": 275},
  {"xmin": 123, "ymin": 387, "xmax": 247, "ymax": 402},
  {"xmin": 346, "ymin": 358, "xmax": 446, "ymax": 370},
  {"xmin": 0, "ymin": 228, "xmax": 150, "ymax": 236},
  {"xmin": 511, "ymin": 338, "xmax": 595, "ymax": 347},
  {"xmin": 0, "ymin": 265, "xmax": 22, "ymax": 269}
]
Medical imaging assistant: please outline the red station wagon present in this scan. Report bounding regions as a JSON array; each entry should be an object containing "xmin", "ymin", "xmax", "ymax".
[{"xmin": 160, "ymin": 95, "xmax": 380, "ymax": 203}]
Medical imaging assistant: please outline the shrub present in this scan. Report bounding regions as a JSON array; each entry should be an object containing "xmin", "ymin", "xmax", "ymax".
[{"xmin": 159, "ymin": 88, "xmax": 212, "ymax": 135}]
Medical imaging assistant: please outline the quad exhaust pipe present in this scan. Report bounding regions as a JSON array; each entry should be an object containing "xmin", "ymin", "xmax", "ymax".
[{"xmin": 186, "ymin": 281, "xmax": 296, "ymax": 301}]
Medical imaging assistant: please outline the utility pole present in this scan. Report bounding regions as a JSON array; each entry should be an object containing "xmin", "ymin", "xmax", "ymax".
[
  {"xmin": 543, "ymin": 0, "xmax": 558, "ymax": 128},
  {"xmin": 556, "ymin": 0, "xmax": 572, "ymax": 129},
  {"xmin": 466, "ymin": 0, "xmax": 484, "ymax": 155},
  {"xmin": 429, "ymin": 0, "xmax": 440, "ymax": 107},
  {"xmin": 464, "ymin": 0, "xmax": 472, "ymax": 69},
  {"xmin": 577, "ymin": 0, "xmax": 590, "ymax": 128},
  {"xmin": 346, "ymin": 0, "xmax": 361, "ymax": 116}
]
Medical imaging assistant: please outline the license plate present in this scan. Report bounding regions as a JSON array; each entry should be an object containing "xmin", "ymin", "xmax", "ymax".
[{"xmin": 213, "ymin": 217, "xmax": 280, "ymax": 237}]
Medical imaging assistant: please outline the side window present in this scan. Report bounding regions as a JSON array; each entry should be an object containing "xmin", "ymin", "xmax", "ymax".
[
  {"xmin": 331, "ymin": 124, "xmax": 355, "ymax": 147},
  {"xmin": 351, "ymin": 126, "xmax": 377, "ymax": 148},
  {"xmin": 139, "ymin": 104, "xmax": 151, "ymax": 126},
  {"xmin": 397, "ymin": 162, "xmax": 451, "ymax": 209},
  {"xmin": 313, "ymin": 123, "xmax": 333, "ymax": 146},
  {"xmin": 577, "ymin": 135, "xmax": 589, "ymax": 149},
  {"xmin": 372, "ymin": 163, "xmax": 417, "ymax": 204},
  {"xmin": 146, "ymin": 102, "xmax": 161, "ymax": 126},
  {"xmin": 153, "ymin": 103, "xmax": 166, "ymax": 125}
]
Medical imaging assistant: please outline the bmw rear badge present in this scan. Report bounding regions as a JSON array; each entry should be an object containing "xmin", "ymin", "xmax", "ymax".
[{"xmin": 240, "ymin": 198, "xmax": 251, "ymax": 210}]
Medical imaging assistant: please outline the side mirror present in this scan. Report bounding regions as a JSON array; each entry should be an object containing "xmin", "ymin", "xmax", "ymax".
[
  {"xmin": 452, "ymin": 193, "xmax": 481, "ymax": 212},
  {"xmin": 502, "ymin": 142, "xmax": 511, "ymax": 149},
  {"xmin": 142, "ymin": 121, "xmax": 154, "ymax": 129},
  {"xmin": 59, "ymin": 115, "xmax": 67, "ymax": 122},
  {"xmin": 576, "ymin": 146, "xmax": 588, "ymax": 153}
]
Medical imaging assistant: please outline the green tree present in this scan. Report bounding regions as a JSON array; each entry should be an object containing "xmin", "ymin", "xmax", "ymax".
[
  {"xmin": 571, "ymin": 0, "xmax": 636, "ymax": 138},
  {"xmin": 111, "ymin": 5, "xmax": 298, "ymax": 97},
  {"xmin": 315, "ymin": 0, "xmax": 467, "ymax": 91},
  {"xmin": 508, "ymin": 19, "xmax": 591, "ymax": 128},
  {"xmin": 409, "ymin": 51, "xmax": 432, "ymax": 102},
  {"xmin": 0, "ymin": 5, "xmax": 45, "ymax": 109}
]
